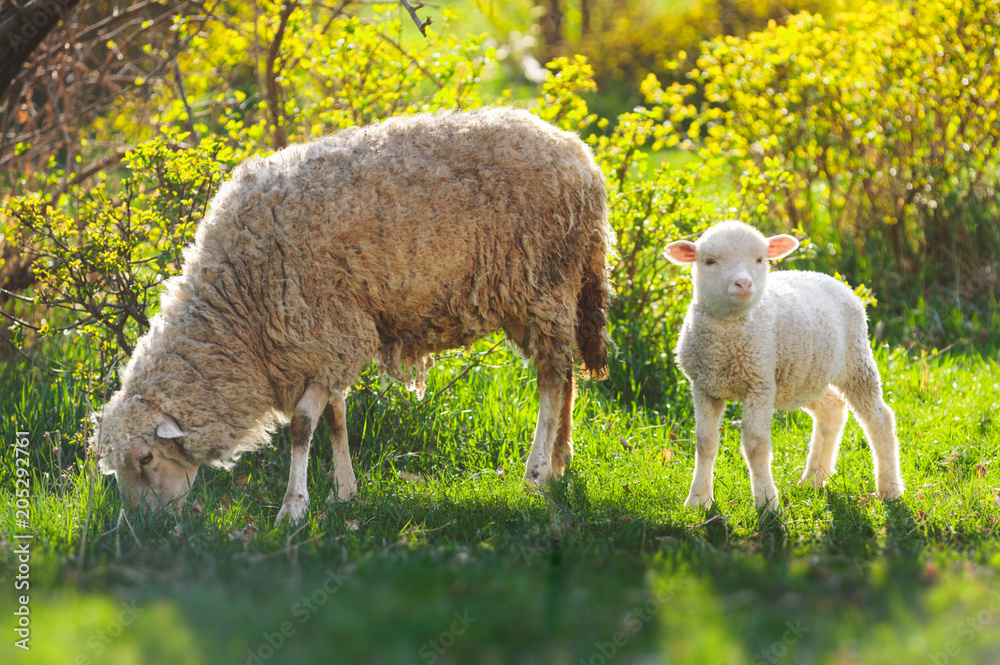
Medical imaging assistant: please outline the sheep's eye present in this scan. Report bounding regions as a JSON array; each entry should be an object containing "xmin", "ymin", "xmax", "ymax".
[
  {"xmin": 756, "ymin": 257, "xmax": 764, "ymax": 264},
  {"xmin": 138, "ymin": 452, "xmax": 153, "ymax": 466},
  {"xmin": 704, "ymin": 258, "xmax": 716, "ymax": 266}
]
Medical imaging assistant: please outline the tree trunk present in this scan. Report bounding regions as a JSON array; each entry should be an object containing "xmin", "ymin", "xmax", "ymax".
[
  {"xmin": 536, "ymin": 0, "xmax": 563, "ymax": 63},
  {"xmin": 0, "ymin": 0, "xmax": 82, "ymax": 99},
  {"xmin": 580, "ymin": 0, "xmax": 591, "ymax": 36}
]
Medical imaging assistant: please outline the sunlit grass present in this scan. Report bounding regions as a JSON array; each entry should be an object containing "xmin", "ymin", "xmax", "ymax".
[{"xmin": 1, "ymin": 340, "xmax": 999, "ymax": 664}]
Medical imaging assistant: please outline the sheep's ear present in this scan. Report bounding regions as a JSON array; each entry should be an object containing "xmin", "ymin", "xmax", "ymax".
[
  {"xmin": 766, "ymin": 234, "xmax": 799, "ymax": 260},
  {"xmin": 156, "ymin": 415, "xmax": 187, "ymax": 439},
  {"xmin": 665, "ymin": 241, "xmax": 698, "ymax": 265}
]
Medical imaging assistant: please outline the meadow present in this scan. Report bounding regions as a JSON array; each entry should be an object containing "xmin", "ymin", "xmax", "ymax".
[
  {"xmin": 2, "ymin": 0, "xmax": 1000, "ymax": 663},
  {"xmin": 1, "ymin": 336, "xmax": 999, "ymax": 664}
]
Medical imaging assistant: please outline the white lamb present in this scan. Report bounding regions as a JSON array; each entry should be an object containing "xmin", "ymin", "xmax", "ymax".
[{"xmin": 665, "ymin": 220, "xmax": 905, "ymax": 510}]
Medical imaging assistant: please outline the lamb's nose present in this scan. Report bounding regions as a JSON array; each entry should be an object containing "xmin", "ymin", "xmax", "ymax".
[{"xmin": 734, "ymin": 278, "xmax": 752, "ymax": 293}]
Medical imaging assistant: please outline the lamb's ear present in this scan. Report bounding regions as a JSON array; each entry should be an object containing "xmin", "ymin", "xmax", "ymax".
[
  {"xmin": 665, "ymin": 241, "xmax": 698, "ymax": 265},
  {"xmin": 156, "ymin": 415, "xmax": 187, "ymax": 439},
  {"xmin": 766, "ymin": 234, "xmax": 799, "ymax": 260}
]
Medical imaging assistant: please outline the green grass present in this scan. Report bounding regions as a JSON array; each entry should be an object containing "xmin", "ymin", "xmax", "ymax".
[{"xmin": 2, "ymin": 338, "xmax": 1000, "ymax": 664}]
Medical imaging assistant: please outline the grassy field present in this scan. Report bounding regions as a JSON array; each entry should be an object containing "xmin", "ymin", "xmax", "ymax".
[{"xmin": 1, "ymin": 336, "xmax": 999, "ymax": 664}]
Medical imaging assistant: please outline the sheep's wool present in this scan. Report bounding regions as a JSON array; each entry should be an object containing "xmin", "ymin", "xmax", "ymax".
[{"xmin": 95, "ymin": 108, "xmax": 612, "ymax": 473}]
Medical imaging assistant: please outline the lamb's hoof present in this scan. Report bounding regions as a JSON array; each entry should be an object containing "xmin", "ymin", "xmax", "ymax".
[
  {"xmin": 755, "ymin": 492, "xmax": 780, "ymax": 512},
  {"xmin": 684, "ymin": 494, "xmax": 713, "ymax": 510},
  {"xmin": 275, "ymin": 493, "xmax": 309, "ymax": 525},
  {"xmin": 877, "ymin": 477, "xmax": 905, "ymax": 501},
  {"xmin": 799, "ymin": 469, "xmax": 830, "ymax": 489}
]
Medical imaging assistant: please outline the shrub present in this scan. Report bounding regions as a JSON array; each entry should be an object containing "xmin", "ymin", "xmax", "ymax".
[
  {"xmin": 3, "ymin": 34, "xmax": 776, "ymax": 411},
  {"xmin": 2, "ymin": 131, "xmax": 241, "ymax": 391},
  {"xmin": 525, "ymin": 0, "xmax": 861, "ymax": 118},
  {"xmin": 651, "ymin": 0, "xmax": 1000, "ymax": 345},
  {"xmin": 1, "ymin": 2, "xmax": 499, "ymax": 392},
  {"xmin": 541, "ymin": 57, "xmax": 803, "ymax": 406}
]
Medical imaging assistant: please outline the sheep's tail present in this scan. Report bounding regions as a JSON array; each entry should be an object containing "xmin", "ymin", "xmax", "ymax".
[{"xmin": 576, "ymin": 233, "xmax": 612, "ymax": 381}]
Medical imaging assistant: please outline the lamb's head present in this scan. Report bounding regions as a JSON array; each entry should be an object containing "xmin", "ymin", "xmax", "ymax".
[
  {"xmin": 93, "ymin": 392, "xmax": 202, "ymax": 514},
  {"xmin": 665, "ymin": 220, "xmax": 799, "ymax": 320}
]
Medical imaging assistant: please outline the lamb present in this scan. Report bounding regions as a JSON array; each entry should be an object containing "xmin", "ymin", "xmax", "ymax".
[
  {"xmin": 664, "ymin": 220, "xmax": 904, "ymax": 510},
  {"xmin": 93, "ymin": 107, "xmax": 612, "ymax": 524}
]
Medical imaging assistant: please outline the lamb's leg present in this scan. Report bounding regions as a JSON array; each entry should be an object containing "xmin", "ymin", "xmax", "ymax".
[
  {"xmin": 276, "ymin": 382, "xmax": 330, "ymax": 524},
  {"xmin": 685, "ymin": 387, "xmax": 725, "ymax": 509},
  {"xmin": 524, "ymin": 364, "xmax": 570, "ymax": 486},
  {"xmin": 800, "ymin": 385, "xmax": 849, "ymax": 488},
  {"xmin": 741, "ymin": 392, "xmax": 780, "ymax": 510},
  {"xmin": 549, "ymin": 369, "xmax": 576, "ymax": 476},
  {"xmin": 839, "ymin": 356, "xmax": 905, "ymax": 500},
  {"xmin": 324, "ymin": 390, "xmax": 357, "ymax": 503}
]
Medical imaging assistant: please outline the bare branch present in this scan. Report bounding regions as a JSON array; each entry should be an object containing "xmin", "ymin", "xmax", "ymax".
[
  {"xmin": 265, "ymin": 0, "xmax": 297, "ymax": 149},
  {"xmin": 398, "ymin": 0, "xmax": 431, "ymax": 37}
]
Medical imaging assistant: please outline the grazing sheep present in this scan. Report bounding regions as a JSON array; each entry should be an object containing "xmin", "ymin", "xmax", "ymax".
[
  {"xmin": 93, "ymin": 107, "xmax": 612, "ymax": 524},
  {"xmin": 665, "ymin": 220, "xmax": 904, "ymax": 510}
]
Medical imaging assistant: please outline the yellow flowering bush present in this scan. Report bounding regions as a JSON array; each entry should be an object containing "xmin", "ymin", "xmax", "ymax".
[
  {"xmin": 2, "ymin": 2, "xmax": 499, "ymax": 392},
  {"xmin": 2, "ymin": 32, "xmax": 766, "ymax": 404},
  {"xmin": 649, "ymin": 0, "xmax": 1000, "ymax": 341}
]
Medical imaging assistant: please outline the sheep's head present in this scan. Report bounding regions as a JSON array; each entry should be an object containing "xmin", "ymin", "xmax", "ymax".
[
  {"xmin": 665, "ymin": 220, "xmax": 799, "ymax": 320},
  {"xmin": 93, "ymin": 392, "xmax": 202, "ymax": 515}
]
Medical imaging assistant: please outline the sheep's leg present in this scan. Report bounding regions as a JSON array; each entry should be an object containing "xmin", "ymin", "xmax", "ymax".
[
  {"xmin": 524, "ymin": 364, "xmax": 569, "ymax": 486},
  {"xmin": 741, "ymin": 392, "xmax": 780, "ymax": 510},
  {"xmin": 324, "ymin": 390, "xmax": 357, "ymax": 503},
  {"xmin": 549, "ymin": 369, "xmax": 576, "ymax": 476},
  {"xmin": 685, "ymin": 387, "xmax": 725, "ymax": 509},
  {"xmin": 800, "ymin": 386, "xmax": 849, "ymax": 488},
  {"xmin": 840, "ymin": 357, "xmax": 905, "ymax": 500},
  {"xmin": 276, "ymin": 382, "xmax": 330, "ymax": 524}
]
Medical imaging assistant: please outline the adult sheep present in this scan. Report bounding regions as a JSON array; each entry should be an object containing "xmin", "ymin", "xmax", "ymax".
[
  {"xmin": 93, "ymin": 107, "xmax": 612, "ymax": 524},
  {"xmin": 665, "ymin": 221, "xmax": 904, "ymax": 510}
]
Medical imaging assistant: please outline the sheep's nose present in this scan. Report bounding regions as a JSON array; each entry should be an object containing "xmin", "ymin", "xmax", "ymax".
[{"xmin": 730, "ymin": 278, "xmax": 754, "ymax": 298}]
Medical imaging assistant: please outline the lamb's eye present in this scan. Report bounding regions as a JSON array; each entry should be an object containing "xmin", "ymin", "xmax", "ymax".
[
  {"xmin": 138, "ymin": 452, "xmax": 153, "ymax": 466},
  {"xmin": 757, "ymin": 257, "xmax": 764, "ymax": 264},
  {"xmin": 705, "ymin": 258, "xmax": 716, "ymax": 266}
]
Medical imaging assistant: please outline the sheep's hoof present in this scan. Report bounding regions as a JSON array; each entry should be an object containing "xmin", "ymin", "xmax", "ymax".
[
  {"xmin": 522, "ymin": 463, "xmax": 552, "ymax": 488},
  {"xmin": 326, "ymin": 481, "xmax": 357, "ymax": 504},
  {"xmin": 683, "ymin": 494, "xmax": 713, "ymax": 510},
  {"xmin": 276, "ymin": 493, "xmax": 309, "ymax": 525},
  {"xmin": 523, "ymin": 483, "xmax": 545, "ymax": 496}
]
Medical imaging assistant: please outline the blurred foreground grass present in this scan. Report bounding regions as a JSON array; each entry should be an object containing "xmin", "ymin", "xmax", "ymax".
[{"xmin": 1, "ymin": 339, "xmax": 999, "ymax": 664}]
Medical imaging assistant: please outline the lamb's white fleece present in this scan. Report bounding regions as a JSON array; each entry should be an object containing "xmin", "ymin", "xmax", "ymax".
[{"xmin": 666, "ymin": 220, "xmax": 905, "ymax": 510}]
